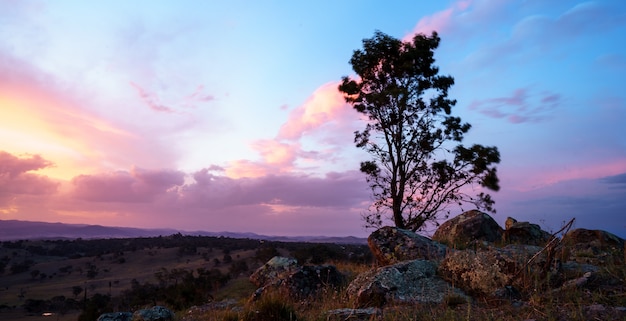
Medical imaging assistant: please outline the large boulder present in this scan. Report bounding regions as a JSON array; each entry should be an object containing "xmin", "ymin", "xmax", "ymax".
[
  {"xmin": 432, "ymin": 210, "xmax": 503, "ymax": 248},
  {"xmin": 502, "ymin": 217, "xmax": 552, "ymax": 246},
  {"xmin": 249, "ymin": 256, "xmax": 299, "ymax": 287},
  {"xmin": 132, "ymin": 306, "xmax": 174, "ymax": 321},
  {"xmin": 367, "ymin": 226, "xmax": 447, "ymax": 266},
  {"xmin": 249, "ymin": 256, "xmax": 344, "ymax": 298},
  {"xmin": 346, "ymin": 259, "xmax": 467, "ymax": 307},
  {"xmin": 562, "ymin": 228, "xmax": 624, "ymax": 265},
  {"xmin": 438, "ymin": 244, "xmax": 544, "ymax": 296}
]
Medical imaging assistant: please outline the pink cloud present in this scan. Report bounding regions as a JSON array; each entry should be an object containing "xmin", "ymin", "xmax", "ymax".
[
  {"xmin": 130, "ymin": 81, "xmax": 175, "ymax": 113},
  {"xmin": 130, "ymin": 81, "xmax": 216, "ymax": 113},
  {"xmin": 277, "ymin": 81, "xmax": 352, "ymax": 141},
  {"xmin": 70, "ymin": 167, "xmax": 184, "ymax": 203},
  {"xmin": 226, "ymin": 81, "xmax": 361, "ymax": 178},
  {"xmin": 0, "ymin": 151, "xmax": 59, "ymax": 201},
  {"xmin": 403, "ymin": 0, "xmax": 476, "ymax": 41}
]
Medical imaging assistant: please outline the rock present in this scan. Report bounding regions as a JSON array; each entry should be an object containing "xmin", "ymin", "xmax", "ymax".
[
  {"xmin": 326, "ymin": 308, "xmax": 382, "ymax": 320},
  {"xmin": 432, "ymin": 210, "xmax": 503, "ymax": 248},
  {"xmin": 505, "ymin": 217, "xmax": 517, "ymax": 230},
  {"xmin": 503, "ymin": 220, "xmax": 552, "ymax": 246},
  {"xmin": 284, "ymin": 264, "xmax": 345, "ymax": 297},
  {"xmin": 97, "ymin": 312, "xmax": 133, "ymax": 321},
  {"xmin": 558, "ymin": 271, "xmax": 592, "ymax": 290},
  {"xmin": 562, "ymin": 228, "xmax": 625, "ymax": 264},
  {"xmin": 249, "ymin": 256, "xmax": 344, "ymax": 299},
  {"xmin": 367, "ymin": 226, "xmax": 447, "ymax": 266},
  {"xmin": 346, "ymin": 260, "xmax": 467, "ymax": 307},
  {"xmin": 438, "ymin": 244, "xmax": 543, "ymax": 296},
  {"xmin": 249, "ymin": 256, "xmax": 299, "ymax": 287},
  {"xmin": 132, "ymin": 306, "xmax": 174, "ymax": 321}
]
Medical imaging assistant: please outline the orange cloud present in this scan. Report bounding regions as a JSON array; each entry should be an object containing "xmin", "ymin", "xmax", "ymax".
[
  {"xmin": 225, "ymin": 141, "xmax": 300, "ymax": 178},
  {"xmin": 0, "ymin": 79, "xmax": 136, "ymax": 180}
]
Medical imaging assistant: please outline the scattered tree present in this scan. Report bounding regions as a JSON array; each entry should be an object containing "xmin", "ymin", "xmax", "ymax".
[
  {"xmin": 339, "ymin": 31, "xmax": 500, "ymax": 232},
  {"xmin": 72, "ymin": 286, "xmax": 83, "ymax": 299}
]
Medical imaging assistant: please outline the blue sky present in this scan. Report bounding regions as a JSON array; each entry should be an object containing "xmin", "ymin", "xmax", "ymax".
[{"xmin": 1, "ymin": 0, "xmax": 625, "ymax": 237}]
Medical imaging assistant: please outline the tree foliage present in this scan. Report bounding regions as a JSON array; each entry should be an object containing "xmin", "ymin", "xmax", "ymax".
[{"xmin": 339, "ymin": 31, "xmax": 500, "ymax": 232}]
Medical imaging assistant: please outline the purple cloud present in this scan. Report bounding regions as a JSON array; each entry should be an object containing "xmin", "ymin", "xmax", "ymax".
[
  {"xmin": 469, "ymin": 87, "xmax": 561, "ymax": 123},
  {"xmin": 70, "ymin": 168, "xmax": 185, "ymax": 203},
  {"xmin": 0, "ymin": 151, "xmax": 59, "ymax": 201}
]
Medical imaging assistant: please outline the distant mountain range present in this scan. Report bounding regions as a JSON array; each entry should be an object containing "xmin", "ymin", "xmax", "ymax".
[{"xmin": 0, "ymin": 219, "xmax": 367, "ymax": 244}]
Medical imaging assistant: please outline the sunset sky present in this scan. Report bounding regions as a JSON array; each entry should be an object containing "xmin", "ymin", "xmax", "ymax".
[{"xmin": 1, "ymin": 0, "xmax": 625, "ymax": 238}]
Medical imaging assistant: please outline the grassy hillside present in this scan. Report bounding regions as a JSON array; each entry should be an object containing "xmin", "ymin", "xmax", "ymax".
[{"xmin": 0, "ymin": 234, "xmax": 371, "ymax": 321}]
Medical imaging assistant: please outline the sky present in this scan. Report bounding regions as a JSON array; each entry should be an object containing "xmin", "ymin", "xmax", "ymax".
[{"xmin": 1, "ymin": 0, "xmax": 625, "ymax": 238}]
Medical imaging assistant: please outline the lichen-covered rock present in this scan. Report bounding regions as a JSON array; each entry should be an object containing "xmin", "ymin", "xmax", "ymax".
[
  {"xmin": 346, "ymin": 260, "xmax": 467, "ymax": 307},
  {"xmin": 438, "ymin": 244, "xmax": 543, "ymax": 296},
  {"xmin": 284, "ymin": 264, "xmax": 345, "ymax": 297},
  {"xmin": 367, "ymin": 226, "xmax": 447, "ymax": 266},
  {"xmin": 562, "ymin": 228, "xmax": 624, "ymax": 264},
  {"xmin": 132, "ymin": 306, "xmax": 174, "ymax": 321},
  {"xmin": 502, "ymin": 220, "xmax": 552, "ymax": 246},
  {"xmin": 249, "ymin": 256, "xmax": 299, "ymax": 287},
  {"xmin": 249, "ymin": 256, "xmax": 344, "ymax": 299},
  {"xmin": 432, "ymin": 210, "xmax": 503, "ymax": 248},
  {"xmin": 98, "ymin": 312, "xmax": 133, "ymax": 321}
]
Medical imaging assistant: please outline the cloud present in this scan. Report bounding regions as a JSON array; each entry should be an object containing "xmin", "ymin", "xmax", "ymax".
[
  {"xmin": 226, "ymin": 81, "xmax": 362, "ymax": 178},
  {"xmin": 130, "ymin": 81, "xmax": 215, "ymax": 113},
  {"xmin": 130, "ymin": 81, "xmax": 175, "ymax": 113},
  {"xmin": 461, "ymin": 1, "xmax": 626, "ymax": 70},
  {"xmin": 70, "ymin": 167, "xmax": 185, "ymax": 203},
  {"xmin": 601, "ymin": 172, "xmax": 626, "ymax": 189},
  {"xmin": 468, "ymin": 87, "xmax": 561, "ymax": 123},
  {"xmin": 405, "ymin": 0, "xmax": 472, "ymax": 39},
  {"xmin": 0, "ymin": 151, "xmax": 59, "ymax": 203},
  {"xmin": 277, "ymin": 81, "xmax": 352, "ymax": 141}
]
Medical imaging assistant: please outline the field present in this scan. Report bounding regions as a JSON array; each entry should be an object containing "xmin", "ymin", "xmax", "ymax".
[
  {"xmin": 0, "ymin": 235, "xmax": 370, "ymax": 321},
  {"xmin": 1, "ymin": 235, "xmax": 624, "ymax": 321}
]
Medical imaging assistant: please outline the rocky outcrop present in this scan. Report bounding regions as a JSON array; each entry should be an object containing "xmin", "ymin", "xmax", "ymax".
[
  {"xmin": 98, "ymin": 307, "xmax": 173, "ymax": 321},
  {"xmin": 502, "ymin": 217, "xmax": 552, "ymax": 246},
  {"xmin": 432, "ymin": 210, "xmax": 503, "ymax": 247},
  {"xmin": 438, "ymin": 244, "xmax": 544, "ymax": 296},
  {"xmin": 562, "ymin": 228, "xmax": 625, "ymax": 264},
  {"xmin": 367, "ymin": 226, "xmax": 447, "ymax": 266},
  {"xmin": 249, "ymin": 256, "xmax": 344, "ymax": 299},
  {"xmin": 249, "ymin": 256, "xmax": 299, "ymax": 287},
  {"xmin": 132, "ymin": 306, "xmax": 174, "ymax": 321},
  {"xmin": 346, "ymin": 259, "xmax": 467, "ymax": 307},
  {"xmin": 97, "ymin": 312, "xmax": 133, "ymax": 321}
]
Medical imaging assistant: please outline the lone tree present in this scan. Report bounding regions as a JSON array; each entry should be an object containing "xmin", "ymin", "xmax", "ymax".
[{"xmin": 339, "ymin": 31, "xmax": 500, "ymax": 232}]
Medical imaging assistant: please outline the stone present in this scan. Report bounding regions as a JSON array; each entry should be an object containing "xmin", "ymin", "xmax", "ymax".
[
  {"xmin": 505, "ymin": 217, "xmax": 517, "ymax": 230},
  {"xmin": 502, "ymin": 220, "xmax": 552, "ymax": 246},
  {"xmin": 367, "ymin": 226, "xmax": 447, "ymax": 266},
  {"xmin": 438, "ymin": 244, "xmax": 543, "ymax": 296},
  {"xmin": 432, "ymin": 210, "xmax": 503, "ymax": 248},
  {"xmin": 562, "ymin": 228, "xmax": 624, "ymax": 264},
  {"xmin": 132, "ymin": 306, "xmax": 174, "ymax": 321},
  {"xmin": 249, "ymin": 256, "xmax": 299, "ymax": 287},
  {"xmin": 249, "ymin": 256, "xmax": 344, "ymax": 299},
  {"xmin": 346, "ymin": 259, "xmax": 467, "ymax": 307},
  {"xmin": 97, "ymin": 312, "xmax": 133, "ymax": 321},
  {"xmin": 284, "ymin": 264, "xmax": 345, "ymax": 297}
]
